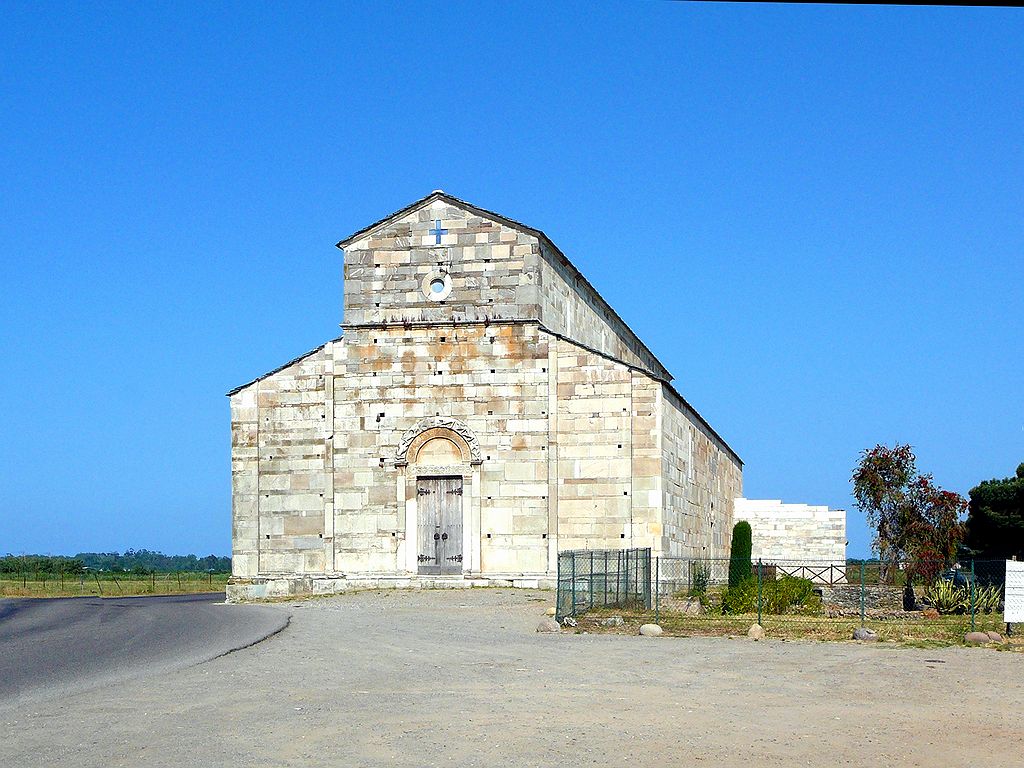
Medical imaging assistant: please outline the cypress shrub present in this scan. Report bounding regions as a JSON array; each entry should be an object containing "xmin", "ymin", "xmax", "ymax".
[{"xmin": 728, "ymin": 521, "xmax": 753, "ymax": 588}]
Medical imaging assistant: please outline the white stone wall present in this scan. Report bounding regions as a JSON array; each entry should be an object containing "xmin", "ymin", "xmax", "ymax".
[
  {"xmin": 341, "ymin": 198, "xmax": 541, "ymax": 327},
  {"xmin": 331, "ymin": 322, "xmax": 550, "ymax": 577},
  {"xmin": 230, "ymin": 343, "xmax": 334, "ymax": 578},
  {"xmin": 661, "ymin": 389, "xmax": 743, "ymax": 559},
  {"xmin": 733, "ymin": 498, "xmax": 846, "ymax": 565},
  {"xmin": 551, "ymin": 336, "xmax": 663, "ymax": 552}
]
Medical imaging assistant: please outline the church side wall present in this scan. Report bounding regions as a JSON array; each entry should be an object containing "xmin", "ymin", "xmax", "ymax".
[
  {"xmin": 332, "ymin": 323, "xmax": 550, "ymax": 575},
  {"xmin": 537, "ymin": 241, "xmax": 670, "ymax": 380},
  {"xmin": 230, "ymin": 344, "xmax": 333, "ymax": 578},
  {"xmin": 660, "ymin": 389, "xmax": 743, "ymax": 560},
  {"xmin": 552, "ymin": 336, "xmax": 663, "ymax": 552}
]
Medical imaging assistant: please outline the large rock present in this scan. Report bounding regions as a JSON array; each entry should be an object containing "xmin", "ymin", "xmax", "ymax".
[
  {"xmin": 747, "ymin": 623, "xmax": 765, "ymax": 640},
  {"xmin": 853, "ymin": 627, "xmax": 879, "ymax": 642},
  {"xmin": 639, "ymin": 623, "xmax": 663, "ymax": 637},
  {"xmin": 964, "ymin": 631, "xmax": 991, "ymax": 645},
  {"xmin": 986, "ymin": 631, "xmax": 1005, "ymax": 643},
  {"xmin": 680, "ymin": 598, "xmax": 703, "ymax": 616},
  {"xmin": 599, "ymin": 616, "xmax": 624, "ymax": 627},
  {"xmin": 536, "ymin": 618, "xmax": 561, "ymax": 633}
]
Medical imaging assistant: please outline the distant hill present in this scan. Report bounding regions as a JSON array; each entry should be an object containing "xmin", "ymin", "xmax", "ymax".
[{"xmin": 1, "ymin": 549, "xmax": 231, "ymax": 574}]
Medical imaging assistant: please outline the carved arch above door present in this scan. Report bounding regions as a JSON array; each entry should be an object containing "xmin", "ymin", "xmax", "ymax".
[{"xmin": 395, "ymin": 416, "xmax": 483, "ymax": 466}]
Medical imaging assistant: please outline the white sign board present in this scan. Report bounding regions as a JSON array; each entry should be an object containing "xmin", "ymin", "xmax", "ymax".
[{"xmin": 1005, "ymin": 560, "xmax": 1024, "ymax": 624}]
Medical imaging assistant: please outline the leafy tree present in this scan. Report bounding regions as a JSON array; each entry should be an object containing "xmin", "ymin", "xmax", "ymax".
[
  {"xmin": 965, "ymin": 463, "xmax": 1024, "ymax": 559},
  {"xmin": 728, "ymin": 521, "xmax": 753, "ymax": 588},
  {"xmin": 851, "ymin": 443, "xmax": 966, "ymax": 583}
]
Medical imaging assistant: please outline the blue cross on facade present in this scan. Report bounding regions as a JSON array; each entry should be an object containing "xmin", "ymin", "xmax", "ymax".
[{"xmin": 428, "ymin": 219, "xmax": 448, "ymax": 244}]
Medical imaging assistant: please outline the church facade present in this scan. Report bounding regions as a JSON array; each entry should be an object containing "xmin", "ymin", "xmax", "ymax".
[{"xmin": 226, "ymin": 191, "xmax": 743, "ymax": 600}]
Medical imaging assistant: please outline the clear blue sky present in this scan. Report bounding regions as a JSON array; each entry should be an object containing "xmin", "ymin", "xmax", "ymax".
[{"xmin": 2, "ymin": 3, "xmax": 1021, "ymax": 558}]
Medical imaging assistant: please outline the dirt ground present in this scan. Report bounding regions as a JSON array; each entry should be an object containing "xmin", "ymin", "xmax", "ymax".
[{"xmin": 2, "ymin": 588, "xmax": 1022, "ymax": 768}]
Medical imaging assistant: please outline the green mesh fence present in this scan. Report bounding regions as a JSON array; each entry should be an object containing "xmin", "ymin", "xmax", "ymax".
[
  {"xmin": 555, "ymin": 548, "xmax": 651, "ymax": 620},
  {"xmin": 557, "ymin": 552, "xmax": 1014, "ymax": 643}
]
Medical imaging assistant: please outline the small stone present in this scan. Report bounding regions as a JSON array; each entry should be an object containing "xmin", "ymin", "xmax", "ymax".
[
  {"xmin": 986, "ymin": 631, "xmax": 1004, "ymax": 643},
  {"xmin": 853, "ymin": 627, "xmax": 879, "ymax": 642},
  {"xmin": 536, "ymin": 618, "xmax": 561, "ymax": 633},
  {"xmin": 747, "ymin": 623, "xmax": 765, "ymax": 640},
  {"xmin": 544, "ymin": 607, "xmax": 556, "ymax": 616},
  {"xmin": 639, "ymin": 623, "xmax": 663, "ymax": 637},
  {"xmin": 964, "ymin": 631, "xmax": 991, "ymax": 645},
  {"xmin": 599, "ymin": 616, "xmax": 624, "ymax": 627}
]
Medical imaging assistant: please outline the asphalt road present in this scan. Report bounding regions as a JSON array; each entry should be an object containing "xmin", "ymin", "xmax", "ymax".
[{"xmin": 0, "ymin": 592, "xmax": 289, "ymax": 707}]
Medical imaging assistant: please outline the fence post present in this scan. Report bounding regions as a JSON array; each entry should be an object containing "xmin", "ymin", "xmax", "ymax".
[
  {"xmin": 571, "ymin": 554, "xmax": 577, "ymax": 615},
  {"xmin": 655, "ymin": 556, "xmax": 660, "ymax": 625},
  {"xmin": 603, "ymin": 551, "xmax": 609, "ymax": 607},
  {"xmin": 624, "ymin": 550, "xmax": 630, "ymax": 607},
  {"xmin": 757, "ymin": 559, "xmax": 763, "ymax": 626},
  {"xmin": 589, "ymin": 551, "xmax": 595, "ymax": 609},
  {"xmin": 860, "ymin": 561, "xmax": 866, "ymax": 627},
  {"xmin": 970, "ymin": 559, "xmax": 976, "ymax": 632}
]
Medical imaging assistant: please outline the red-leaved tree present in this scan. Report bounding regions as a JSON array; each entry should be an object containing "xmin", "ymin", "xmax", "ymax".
[{"xmin": 851, "ymin": 444, "xmax": 967, "ymax": 583}]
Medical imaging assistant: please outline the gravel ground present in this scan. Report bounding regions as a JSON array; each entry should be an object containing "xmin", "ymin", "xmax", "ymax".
[{"xmin": 2, "ymin": 588, "xmax": 1022, "ymax": 768}]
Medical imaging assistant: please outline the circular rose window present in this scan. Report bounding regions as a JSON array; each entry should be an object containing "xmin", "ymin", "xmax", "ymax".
[{"xmin": 421, "ymin": 271, "xmax": 452, "ymax": 301}]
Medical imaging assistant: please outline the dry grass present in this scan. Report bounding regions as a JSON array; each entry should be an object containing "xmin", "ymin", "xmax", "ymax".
[
  {"xmin": 573, "ymin": 605, "xmax": 1015, "ymax": 646},
  {"xmin": 0, "ymin": 573, "xmax": 229, "ymax": 598}
]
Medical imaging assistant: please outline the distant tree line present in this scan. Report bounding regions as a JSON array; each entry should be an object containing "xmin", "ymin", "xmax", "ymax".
[{"xmin": 0, "ymin": 549, "xmax": 230, "ymax": 574}]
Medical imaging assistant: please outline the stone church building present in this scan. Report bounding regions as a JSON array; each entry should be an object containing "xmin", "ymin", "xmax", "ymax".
[{"xmin": 226, "ymin": 191, "xmax": 747, "ymax": 600}]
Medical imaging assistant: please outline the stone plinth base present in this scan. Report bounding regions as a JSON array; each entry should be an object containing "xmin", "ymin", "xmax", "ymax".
[{"xmin": 226, "ymin": 572, "xmax": 556, "ymax": 603}]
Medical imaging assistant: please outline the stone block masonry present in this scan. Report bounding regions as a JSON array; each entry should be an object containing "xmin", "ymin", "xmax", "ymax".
[
  {"xmin": 733, "ymin": 498, "xmax": 846, "ymax": 570},
  {"xmin": 227, "ymin": 191, "xmax": 746, "ymax": 600}
]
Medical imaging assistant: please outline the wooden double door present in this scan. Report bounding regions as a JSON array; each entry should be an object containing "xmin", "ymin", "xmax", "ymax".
[{"xmin": 416, "ymin": 476, "xmax": 464, "ymax": 575}]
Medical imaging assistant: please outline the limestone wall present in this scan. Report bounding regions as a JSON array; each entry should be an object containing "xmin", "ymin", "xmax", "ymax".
[
  {"xmin": 340, "ymin": 193, "xmax": 670, "ymax": 383},
  {"xmin": 341, "ymin": 198, "xmax": 541, "ymax": 327},
  {"xmin": 733, "ymin": 499, "xmax": 846, "ymax": 565},
  {"xmin": 550, "ymin": 335, "xmax": 664, "ymax": 553},
  {"xmin": 661, "ymin": 390, "xmax": 743, "ymax": 559},
  {"xmin": 230, "ymin": 342, "xmax": 334, "ymax": 577},
  {"xmin": 331, "ymin": 322, "xmax": 550, "ymax": 576}
]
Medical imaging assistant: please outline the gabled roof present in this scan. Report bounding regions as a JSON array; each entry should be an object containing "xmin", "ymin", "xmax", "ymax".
[
  {"xmin": 335, "ymin": 190, "xmax": 672, "ymax": 382},
  {"xmin": 335, "ymin": 190, "xmax": 544, "ymax": 249},
  {"xmin": 226, "ymin": 336, "xmax": 341, "ymax": 396}
]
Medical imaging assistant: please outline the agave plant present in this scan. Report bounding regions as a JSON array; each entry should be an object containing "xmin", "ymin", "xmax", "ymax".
[
  {"xmin": 921, "ymin": 580, "xmax": 968, "ymax": 614},
  {"xmin": 973, "ymin": 585, "xmax": 1003, "ymax": 614}
]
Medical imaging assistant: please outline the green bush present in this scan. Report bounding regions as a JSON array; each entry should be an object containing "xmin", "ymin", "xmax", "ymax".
[
  {"xmin": 721, "ymin": 575, "xmax": 821, "ymax": 615},
  {"xmin": 721, "ymin": 577, "xmax": 758, "ymax": 614},
  {"xmin": 728, "ymin": 521, "xmax": 753, "ymax": 588},
  {"xmin": 689, "ymin": 561, "xmax": 710, "ymax": 598}
]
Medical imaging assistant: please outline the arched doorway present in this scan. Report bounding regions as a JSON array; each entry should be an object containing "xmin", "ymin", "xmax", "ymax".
[{"xmin": 395, "ymin": 418, "xmax": 483, "ymax": 576}]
